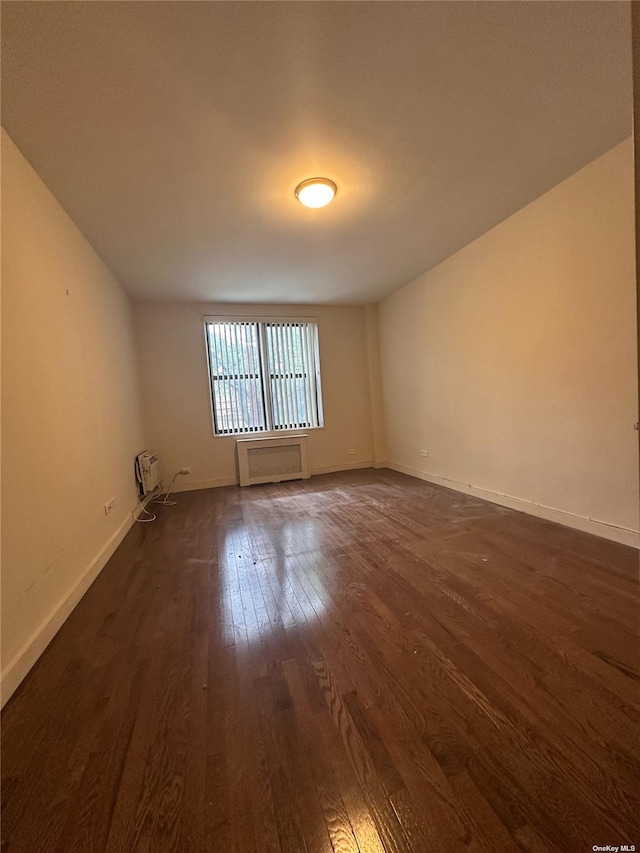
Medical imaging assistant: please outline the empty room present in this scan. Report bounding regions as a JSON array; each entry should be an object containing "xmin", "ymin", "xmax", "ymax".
[{"xmin": 2, "ymin": 2, "xmax": 639, "ymax": 851}]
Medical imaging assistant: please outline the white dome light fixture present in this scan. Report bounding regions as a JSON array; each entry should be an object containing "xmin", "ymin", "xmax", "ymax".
[{"xmin": 294, "ymin": 177, "xmax": 337, "ymax": 209}]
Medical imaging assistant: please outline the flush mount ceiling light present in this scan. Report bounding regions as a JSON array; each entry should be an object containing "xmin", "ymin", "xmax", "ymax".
[{"xmin": 294, "ymin": 177, "xmax": 337, "ymax": 209}]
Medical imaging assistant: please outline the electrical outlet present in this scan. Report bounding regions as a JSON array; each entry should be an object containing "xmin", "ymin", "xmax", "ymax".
[
  {"xmin": 179, "ymin": 467, "xmax": 192, "ymax": 475},
  {"xmin": 420, "ymin": 449, "xmax": 428, "ymax": 457},
  {"xmin": 104, "ymin": 498, "xmax": 116, "ymax": 515},
  {"xmin": 347, "ymin": 448, "xmax": 357, "ymax": 455}
]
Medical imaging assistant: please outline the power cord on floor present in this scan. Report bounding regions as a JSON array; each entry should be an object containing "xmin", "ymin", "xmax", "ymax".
[
  {"xmin": 152, "ymin": 468, "xmax": 190, "ymax": 507},
  {"xmin": 135, "ymin": 470, "xmax": 189, "ymax": 522},
  {"xmin": 135, "ymin": 481, "xmax": 167, "ymax": 523},
  {"xmin": 135, "ymin": 495, "xmax": 157, "ymax": 523},
  {"xmin": 152, "ymin": 472, "xmax": 179, "ymax": 506}
]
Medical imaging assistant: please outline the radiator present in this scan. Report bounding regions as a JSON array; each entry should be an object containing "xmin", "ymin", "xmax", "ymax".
[{"xmin": 237, "ymin": 435, "xmax": 310, "ymax": 486}]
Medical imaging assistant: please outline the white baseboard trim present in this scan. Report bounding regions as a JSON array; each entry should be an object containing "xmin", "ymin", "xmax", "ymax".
[
  {"xmin": 172, "ymin": 476, "xmax": 239, "ymax": 493},
  {"xmin": 1, "ymin": 512, "xmax": 135, "ymax": 709},
  {"xmin": 172, "ymin": 462, "xmax": 376, "ymax": 492},
  {"xmin": 311, "ymin": 460, "xmax": 374, "ymax": 476},
  {"xmin": 385, "ymin": 463, "xmax": 640, "ymax": 548}
]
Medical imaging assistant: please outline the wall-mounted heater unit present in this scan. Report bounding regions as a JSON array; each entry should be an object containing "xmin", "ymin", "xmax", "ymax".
[
  {"xmin": 237, "ymin": 435, "xmax": 310, "ymax": 486},
  {"xmin": 135, "ymin": 450, "xmax": 162, "ymax": 496}
]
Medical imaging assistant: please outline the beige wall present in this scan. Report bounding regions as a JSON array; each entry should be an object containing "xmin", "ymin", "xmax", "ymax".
[
  {"xmin": 1, "ymin": 130, "xmax": 145, "ymax": 703},
  {"xmin": 2, "ymin": 126, "xmax": 636, "ymax": 712},
  {"xmin": 379, "ymin": 139, "xmax": 639, "ymax": 546},
  {"xmin": 133, "ymin": 302, "xmax": 380, "ymax": 490}
]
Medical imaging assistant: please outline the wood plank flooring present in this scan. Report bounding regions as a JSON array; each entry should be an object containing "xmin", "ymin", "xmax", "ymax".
[{"xmin": 2, "ymin": 469, "xmax": 639, "ymax": 852}]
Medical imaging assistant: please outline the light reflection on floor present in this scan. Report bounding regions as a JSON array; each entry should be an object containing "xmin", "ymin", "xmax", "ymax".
[{"xmin": 218, "ymin": 513, "xmax": 329, "ymax": 646}]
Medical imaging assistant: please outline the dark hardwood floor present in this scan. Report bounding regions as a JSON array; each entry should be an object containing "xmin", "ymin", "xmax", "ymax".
[{"xmin": 2, "ymin": 469, "xmax": 639, "ymax": 852}]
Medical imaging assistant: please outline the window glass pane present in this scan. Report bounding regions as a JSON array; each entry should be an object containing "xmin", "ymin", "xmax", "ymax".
[
  {"xmin": 206, "ymin": 319, "xmax": 322, "ymax": 435},
  {"xmin": 265, "ymin": 322, "xmax": 320, "ymax": 430},
  {"xmin": 207, "ymin": 322, "xmax": 266, "ymax": 434},
  {"xmin": 211, "ymin": 376, "xmax": 266, "ymax": 434}
]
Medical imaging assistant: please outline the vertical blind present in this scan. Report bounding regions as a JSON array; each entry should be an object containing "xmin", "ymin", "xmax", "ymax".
[{"xmin": 206, "ymin": 319, "xmax": 323, "ymax": 435}]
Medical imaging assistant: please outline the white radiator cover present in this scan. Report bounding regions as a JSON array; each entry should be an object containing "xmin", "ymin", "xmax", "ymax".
[{"xmin": 237, "ymin": 435, "xmax": 310, "ymax": 486}]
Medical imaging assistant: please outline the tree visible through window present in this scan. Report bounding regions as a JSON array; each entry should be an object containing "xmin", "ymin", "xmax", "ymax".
[{"xmin": 205, "ymin": 319, "xmax": 324, "ymax": 435}]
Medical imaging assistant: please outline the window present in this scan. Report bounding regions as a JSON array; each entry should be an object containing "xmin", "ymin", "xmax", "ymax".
[{"xmin": 205, "ymin": 318, "xmax": 324, "ymax": 436}]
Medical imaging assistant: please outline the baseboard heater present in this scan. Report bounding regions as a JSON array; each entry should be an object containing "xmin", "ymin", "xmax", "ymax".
[{"xmin": 237, "ymin": 434, "xmax": 310, "ymax": 486}]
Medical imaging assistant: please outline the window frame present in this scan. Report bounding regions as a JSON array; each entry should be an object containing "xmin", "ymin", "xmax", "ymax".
[{"xmin": 203, "ymin": 315, "xmax": 324, "ymax": 438}]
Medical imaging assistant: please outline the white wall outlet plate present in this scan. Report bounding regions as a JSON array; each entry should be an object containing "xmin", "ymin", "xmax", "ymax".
[
  {"xmin": 104, "ymin": 498, "xmax": 116, "ymax": 515},
  {"xmin": 420, "ymin": 450, "xmax": 428, "ymax": 457},
  {"xmin": 348, "ymin": 448, "xmax": 357, "ymax": 455}
]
